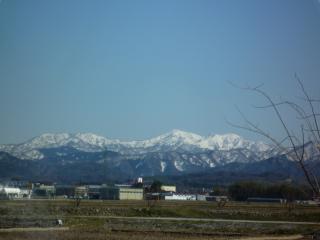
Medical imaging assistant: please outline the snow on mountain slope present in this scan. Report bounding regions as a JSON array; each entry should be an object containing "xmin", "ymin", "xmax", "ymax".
[
  {"xmin": 118, "ymin": 130, "xmax": 270, "ymax": 154},
  {"xmin": 0, "ymin": 133, "xmax": 116, "ymax": 160},
  {"xmin": 127, "ymin": 129, "xmax": 203, "ymax": 148},
  {"xmin": 0, "ymin": 129, "xmax": 271, "ymax": 161}
]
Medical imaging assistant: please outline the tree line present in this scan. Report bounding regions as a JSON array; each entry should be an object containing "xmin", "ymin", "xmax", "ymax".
[{"xmin": 228, "ymin": 181, "xmax": 312, "ymax": 201}]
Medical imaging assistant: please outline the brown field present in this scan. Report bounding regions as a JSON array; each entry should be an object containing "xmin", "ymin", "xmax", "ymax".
[{"xmin": 0, "ymin": 200, "xmax": 319, "ymax": 239}]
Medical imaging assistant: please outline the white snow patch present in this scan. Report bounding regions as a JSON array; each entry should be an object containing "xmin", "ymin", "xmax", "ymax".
[
  {"xmin": 209, "ymin": 162, "xmax": 215, "ymax": 168},
  {"xmin": 174, "ymin": 160, "xmax": 184, "ymax": 171},
  {"xmin": 160, "ymin": 161, "xmax": 167, "ymax": 172},
  {"xmin": 135, "ymin": 162, "xmax": 143, "ymax": 169}
]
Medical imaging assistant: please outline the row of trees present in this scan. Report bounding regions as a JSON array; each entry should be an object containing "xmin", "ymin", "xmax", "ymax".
[
  {"xmin": 228, "ymin": 181, "xmax": 312, "ymax": 201},
  {"xmin": 146, "ymin": 180, "xmax": 311, "ymax": 202}
]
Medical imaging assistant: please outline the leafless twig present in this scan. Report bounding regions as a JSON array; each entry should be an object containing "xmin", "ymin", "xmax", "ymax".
[{"xmin": 228, "ymin": 79, "xmax": 320, "ymax": 197}]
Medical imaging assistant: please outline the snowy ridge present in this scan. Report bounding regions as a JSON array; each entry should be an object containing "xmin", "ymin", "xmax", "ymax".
[
  {"xmin": 0, "ymin": 129, "xmax": 271, "ymax": 160},
  {"xmin": 120, "ymin": 129, "xmax": 270, "ymax": 153}
]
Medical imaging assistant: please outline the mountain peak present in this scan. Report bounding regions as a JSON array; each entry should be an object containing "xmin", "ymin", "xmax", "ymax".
[
  {"xmin": 167, "ymin": 129, "xmax": 201, "ymax": 138},
  {"xmin": 208, "ymin": 133, "xmax": 241, "ymax": 139},
  {"xmin": 170, "ymin": 129, "xmax": 190, "ymax": 135},
  {"xmin": 158, "ymin": 129, "xmax": 203, "ymax": 145}
]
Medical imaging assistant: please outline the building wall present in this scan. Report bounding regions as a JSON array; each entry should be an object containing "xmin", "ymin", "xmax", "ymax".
[
  {"xmin": 196, "ymin": 194, "xmax": 207, "ymax": 201},
  {"xmin": 93, "ymin": 186, "xmax": 144, "ymax": 200},
  {"xmin": 74, "ymin": 186, "xmax": 88, "ymax": 198},
  {"xmin": 161, "ymin": 185, "xmax": 176, "ymax": 192},
  {"xmin": 119, "ymin": 188, "xmax": 143, "ymax": 200}
]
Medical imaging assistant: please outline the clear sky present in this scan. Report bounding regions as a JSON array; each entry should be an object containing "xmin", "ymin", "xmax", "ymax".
[{"xmin": 1, "ymin": 0, "xmax": 320, "ymax": 144}]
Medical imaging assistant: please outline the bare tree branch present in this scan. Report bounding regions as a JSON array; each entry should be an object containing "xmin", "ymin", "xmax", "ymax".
[
  {"xmin": 295, "ymin": 74, "xmax": 320, "ymax": 140},
  {"xmin": 229, "ymin": 80, "xmax": 320, "ymax": 196},
  {"xmin": 298, "ymin": 114, "xmax": 320, "ymax": 119}
]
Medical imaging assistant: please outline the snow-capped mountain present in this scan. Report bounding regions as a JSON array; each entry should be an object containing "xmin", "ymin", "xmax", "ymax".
[
  {"xmin": 0, "ymin": 133, "xmax": 116, "ymax": 160},
  {"xmin": 0, "ymin": 129, "xmax": 271, "ymax": 161},
  {"xmin": 1, "ymin": 130, "xmax": 319, "ymax": 182}
]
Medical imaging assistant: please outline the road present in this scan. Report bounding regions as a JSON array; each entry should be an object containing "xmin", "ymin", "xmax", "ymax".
[
  {"xmin": 75, "ymin": 215, "xmax": 320, "ymax": 225},
  {"xmin": 0, "ymin": 227, "xmax": 69, "ymax": 232},
  {"xmin": 235, "ymin": 236, "xmax": 304, "ymax": 240}
]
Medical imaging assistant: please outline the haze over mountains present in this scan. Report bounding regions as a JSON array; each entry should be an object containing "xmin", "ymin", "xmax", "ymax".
[{"xmin": 0, "ymin": 130, "xmax": 319, "ymax": 184}]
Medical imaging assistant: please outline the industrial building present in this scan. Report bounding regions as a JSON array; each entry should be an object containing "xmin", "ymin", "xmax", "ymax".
[
  {"xmin": 161, "ymin": 185, "xmax": 176, "ymax": 192},
  {"xmin": 74, "ymin": 186, "xmax": 88, "ymax": 198},
  {"xmin": 100, "ymin": 186, "xmax": 143, "ymax": 200},
  {"xmin": 32, "ymin": 183, "xmax": 56, "ymax": 198}
]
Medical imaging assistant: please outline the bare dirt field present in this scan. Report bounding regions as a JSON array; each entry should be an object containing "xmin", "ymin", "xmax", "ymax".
[{"xmin": 0, "ymin": 200, "xmax": 319, "ymax": 240}]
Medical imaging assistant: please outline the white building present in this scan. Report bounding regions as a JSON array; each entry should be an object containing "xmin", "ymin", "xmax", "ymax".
[
  {"xmin": 165, "ymin": 194, "xmax": 196, "ymax": 201},
  {"xmin": 0, "ymin": 186, "xmax": 32, "ymax": 199},
  {"xmin": 0, "ymin": 187, "xmax": 21, "ymax": 199}
]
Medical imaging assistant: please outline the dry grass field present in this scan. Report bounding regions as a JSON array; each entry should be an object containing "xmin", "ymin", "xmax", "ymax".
[{"xmin": 0, "ymin": 200, "xmax": 319, "ymax": 240}]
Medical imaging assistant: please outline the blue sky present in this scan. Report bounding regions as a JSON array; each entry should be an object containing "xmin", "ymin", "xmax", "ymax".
[{"xmin": 0, "ymin": 0, "xmax": 320, "ymax": 144}]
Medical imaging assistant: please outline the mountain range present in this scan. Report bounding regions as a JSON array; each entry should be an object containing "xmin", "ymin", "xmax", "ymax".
[
  {"xmin": 0, "ymin": 129, "xmax": 271, "ymax": 160},
  {"xmin": 0, "ymin": 130, "xmax": 318, "ymax": 185}
]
